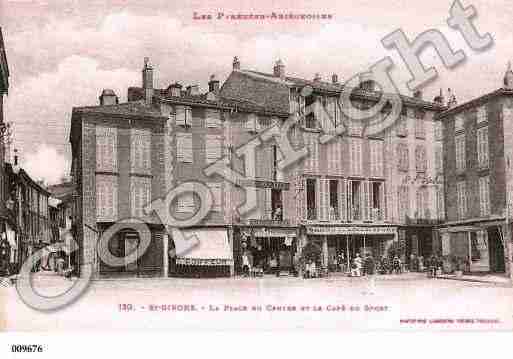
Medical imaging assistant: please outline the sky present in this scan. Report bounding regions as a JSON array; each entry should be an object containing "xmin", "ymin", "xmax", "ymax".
[{"xmin": 1, "ymin": 0, "xmax": 512, "ymax": 185}]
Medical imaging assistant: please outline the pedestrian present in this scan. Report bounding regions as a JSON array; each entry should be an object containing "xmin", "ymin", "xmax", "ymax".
[
  {"xmin": 353, "ymin": 253, "xmax": 362, "ymax": 277},
  {"xmin": 242, "ymin": 251, "xmax": 251, "ymax": 277},
  {"xmin": 365, "ymin": 254, "xmax": 376, "ymax": 294},
  {"xmin": 392, "ymin": 255, "xmax": 401, "ymax": 274}
]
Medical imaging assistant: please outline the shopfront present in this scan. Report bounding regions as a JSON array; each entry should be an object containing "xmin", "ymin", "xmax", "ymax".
[
  {"xmin": 171, "ymin": 227, "xmax": 233, "ymax": 278},
  {"xmin": 235, "ymin": 224, "xmax": 298, "ymax": 275},
  {"xmin": 439, "ymin": 223, "xmax": 506, "ymax": 273},
  {"xmin": 306, "ymin": 225, "xmax": 398, "ymax": 272}
]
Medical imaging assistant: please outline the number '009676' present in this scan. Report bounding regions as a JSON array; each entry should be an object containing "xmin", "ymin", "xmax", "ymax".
[{"xmin": 11, "ymin": 344, "xmax": 44, "ymax": 353}]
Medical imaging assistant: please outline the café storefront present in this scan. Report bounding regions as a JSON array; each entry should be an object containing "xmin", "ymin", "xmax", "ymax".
[
  {"xmin": 234, "ymin": 220, "xmax": 298, "ymax": 275},
  {"xmin": 305, "ymin": 225, "xmax": 399, "ymax": 272}
]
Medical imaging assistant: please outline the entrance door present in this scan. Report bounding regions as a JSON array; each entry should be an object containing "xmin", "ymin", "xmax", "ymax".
[{"xmin": 488, "ymin": 228, "xmax": 505, "ymax": 273}]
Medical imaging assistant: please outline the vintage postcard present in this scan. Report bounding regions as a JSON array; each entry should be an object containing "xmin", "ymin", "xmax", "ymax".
[{"xmin": 1, "ymin": 0, "xmax": 513, "ymax": 341}]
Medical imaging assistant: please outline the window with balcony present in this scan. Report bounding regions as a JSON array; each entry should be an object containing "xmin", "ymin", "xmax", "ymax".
[
  {"xmin": 371, "ymin": 181, "xmax": 384, "ymax": 221},
  {"xmin": 477, "ymin": 127, "xmax": 489, "ymax": 169},
  {"xmin": 329, "ymin": 179, "xmax": 339, "ymax": 221},
  {"xmin": 306, "ymin": 178, "xmax": 317, "ymax": 220},
  {"xmin": 349, "ymin": 180, "xmax": 362, "ymax": 221},
  {"xmin": 455, "ymin": 134, "xmax": 466, "ymax": 172},
  {"xmin": 271, "ymin": 189, "xmax": 283, "ymax": 220},
  {"xmin": 415, "ymin": 145, "xmax": 427, "ymax": 173},
  {"xmin": 350, "ymin": 137, "xmax": 363, "ymax": 176}
]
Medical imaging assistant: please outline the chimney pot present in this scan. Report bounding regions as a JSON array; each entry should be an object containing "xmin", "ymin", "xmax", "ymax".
[
  {"xmin": 167, "ymin": 83, "xmax": 182, "ymax": 97},
  {"xmin": 208, "ymin": 74, "xmax": 220, "ymax": 93},
  {"xmin": 186, "ymin": 85, "xmax": 200, "ymax": 96},
  {"xmin": 233, "ymin": 56, "xmax": 241, "ymax": 70},
  {"xmin": 314, "ymin": 73, "xmax": 322, "ymax": 82},
  {"xmin": 273, "ymin": 59, "xmax": 286, "ymax": 80},
  {"xmin": 332, "ymin": 73, "xmax": 339, "ymax": 84},
  {"xmin": 142, "ymin": 57, "xmax": 154, "ymax": 104}
]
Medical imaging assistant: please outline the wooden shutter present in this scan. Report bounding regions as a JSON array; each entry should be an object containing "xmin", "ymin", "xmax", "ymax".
[
  {"xmin": 175, "ymin": 106, "xmax": 185, "ymax": 126},
  {"xmin": 363, "ymin": 181, "xmax": 370, "ymax": 221},
  {"xmin": 264, "ymin": 189, "xmax": 272, "ymax": 219},
  {"xmin": 347, "ymin": 180, "xmax": 353, "ymax": 221},
  {"xmin": 339, "ymin": 178, "xmax": 346, "ymax": 221},
  {"xmin": 319, "ymin": 178, "xmax": 329, "ymax": 221}
]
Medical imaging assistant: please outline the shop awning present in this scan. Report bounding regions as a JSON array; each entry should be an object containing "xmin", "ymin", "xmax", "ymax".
[{"xmin": 176, "ymin": 228, "xmax": 233, "ymax": 266}]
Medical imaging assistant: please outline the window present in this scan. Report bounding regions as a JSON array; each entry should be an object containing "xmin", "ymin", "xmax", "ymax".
[
  {"xmin": 398, "ymin": 185, "xmax": 410, "ymax": 221},
  {"xmin": 396, "ymin": 108, "xmax": 408, "ymax": 137},
  {"xmin": 271, "ymin": 189, "xmax": 283, "ymax": 220},
  {"xmin": 304, "ymin": 133, "xmax": 319, "ymax": 173},
  {"xmin": 454, "ymin": 115, "xmax": 464, "ymax": 132},
  {"xmin": 209, "ymin": 183, "xmax": 222, "ymax": 212},
  {"xmin": 130, "ymin": 128, "xmax": 151, "ymax": 174},
  {"xmin": 176, "ymin": 192, "xmax": 194, "ymax": 213},
  {"xmin": 305, "ymin": 95, "xmax": 317, "ymax": 129},
  {"xmin": 434, "ymin": 121, "xmax": 443, "ymax": 141},
  {"xmin": 350, "ymin": 137, "xmax": 363, "ymax": 176},
  {"xmin": 245, "ymin": 114, "xmax": 260, "ymax": 132},
  {"xmin": 176, "ymin": 106, "xmax": 192, "ymax": 126},
  {"xmin": 329, "ymin": 180, "xmax": 339, "ymax": 220},
  {"xmin": 435, "ymin": 144, "xmax": 443, "ymax": 173},
  {"xmin": 177, "ymin": 133, "xmax": 193, "ymax": 163},
  {"xmin": 477, "ymin": 106, "xmax": 487, "ymax": 123},
  {"xmin": 96, "ymin": 175, "xmax": 118, "ymax": 221},
  {"xmin": 479, "ymin": 176, "xmax": 490, "ymax": 217},
  {"xmin": 306, "ymin": 178, "xmax": 317, "ymax": 220},
  {"xmin": 397, "ymin": 143, "xmax": 409, "ymax": 172},
  {"xmin": 130, "ymin": 177, "xmax": 151, "ymax": 218},
  {"xmin": 206, "ymin": 109, "xmax": 221, "ymax": 128},
  {"xmin": 455, "ymin": 134, "xmax": 466, "ymax": 172},
  {"xmin": 349, "ymin": 180, "xmax": 362, "ymax": 221},
  {"xmin": 415, "ymin": 145, "xmax": 427, "ymax": 173},
  {"xmin": 371, "ymin": 181, "xmax": 384, "ymax": 221},
  {"xmin": 477, "ymin": 127, "xmax": 489, "ymax": 169},
  {"xmin": 457, "ymin": 181, "xmax": 467, "ymax": 219},
  {"xmin": 96, "ymin": 126, "xmax": 117, "ymax": 172},
  {"xmin": 206, "ymin": 135, "xmax": 222, "ymax": 164},
  {"xmin": 416, "ymin": 187, "xmax": 429, "ymax": 219},
  {"xmin": 436, "ymin": 185, "xmax": 445, "ymax": 221},
  {"xmin": 369, "ymin": 140, "xmax": 384, "ymax": 177},
  {"xmin": 414, "ymin": 110, "xmax": 426, "ymax": 139}
]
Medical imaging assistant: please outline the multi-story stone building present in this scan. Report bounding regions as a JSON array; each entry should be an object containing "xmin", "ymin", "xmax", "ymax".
[
  {"xmin": 436, "ymin": 65, "xmax": 513, "ymax": 276},
  {"xmin": 221, "ymin": 58, "xmax": 445, "ymax": 271}
]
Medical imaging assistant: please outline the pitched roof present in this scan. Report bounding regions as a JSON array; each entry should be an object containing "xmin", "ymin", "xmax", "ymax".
[
  {"xmin": 47, "ymin": 182, "xmax": 75, "ymax": 200},
  {"xmin": 73, "ymin": 100, "xmax": 164, "ymax": 119},
  {"xmin": 230, "ymin": 69, "xmax": 444, "ymax": 111},
  {"xmin": 436, "ymin": 88, "xmax": 513, "ymax": 120}
]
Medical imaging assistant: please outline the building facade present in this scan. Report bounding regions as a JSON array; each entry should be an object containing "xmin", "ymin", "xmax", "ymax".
[
  {"xmin": 71, "ymin": 56, "xmax": 457, "ymax": 278},
  {"xmin": 436, "ymin": 66, "xmax": 513, "ymax": 276}
]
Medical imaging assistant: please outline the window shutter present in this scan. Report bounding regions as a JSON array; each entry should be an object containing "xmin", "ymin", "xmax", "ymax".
[
  {"xmin": 206, "ymin": 136, "xmax": 222, "ymax": 164},
  {"xmin": 206, "ymin": 109, "xmax": 221, "ymax": 128},
  {"xmin": 339, "ymin": 178, "xmax": 346, "ymax": 221},
  {"xmin": 175, "ymin": 106, "xmax": 186, "ymax": 126},
  {"xmin": 347, "ymin": 180, "xmax": 353, "ymax": 221},
  {"xmin": 382, "ymin": 182, "xmax": 387, "ymax": 221},
  {"xmin": 185, "ymin": 107, "xmax": 192, "ymax": 126},
  {"xmin": 363, "ymin": 181, "xmax": 371, "ymax": 221},
  {"xmin": 264, "ymin": 189, "xmax": 272, "ymax": 219},
  {"xmin": 320, "ymin": 179, "xmax": 329, "ymax": 221},
  {"xmin": 209, "ymin": 183, "xmax": 222, "ymax": 211}
]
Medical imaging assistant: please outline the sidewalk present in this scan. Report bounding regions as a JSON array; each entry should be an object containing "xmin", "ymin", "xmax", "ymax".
[{"xmin": 437, "ymin": 272, "xmax": 511, "ymax": 285}]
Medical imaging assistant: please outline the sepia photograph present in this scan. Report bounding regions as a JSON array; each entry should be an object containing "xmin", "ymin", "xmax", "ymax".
[{"xmin": 0, "ymin": 0, "xmax": 512, "ymax": 347}]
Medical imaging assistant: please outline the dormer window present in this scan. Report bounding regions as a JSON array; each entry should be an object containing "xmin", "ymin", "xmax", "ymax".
[
  {"xmin": 176, "ymin": 106, "xmax": 192, "ymax": 127},
  {"xmin": 245, "ymin": 113, "xmax": 260, "ymax": 133}
]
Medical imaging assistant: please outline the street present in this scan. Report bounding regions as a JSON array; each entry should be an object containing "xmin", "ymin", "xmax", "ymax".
[{"xmin": 1, "ymin": 272, "xmax": 512, "ymax": 331}]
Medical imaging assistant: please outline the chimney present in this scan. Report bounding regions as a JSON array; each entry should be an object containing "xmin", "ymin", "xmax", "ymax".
[
  {"xmin": 359, "ymin": 72, "xmax": 375, "ymax": 91},
  {"xmin": 167, "ymin": 83, "xmax": 182, "ymax": 97},
  {"xmin": 273, "ymin": 59, "xmax": 285, "ymax": 80},
  {"xmin": 208, "ymin": 74, "xmax": 220, "ymax": 93},
  {"xmin": 433, "ymin": 88, "xmax": 445, "ymax": 105},
  {"xmin": 447, "ymin": 88, "xmax": 457, "ymax": 108},
  {"xmin": 233, "ymin": 56, "xmax": 240, "ymax": 71},
  {"xmin": 413, "ymin": 90, "xmax": 423, "ymax": 99},
  {"xmin": 332, "ymin": 73, "xmax": 339, "ymax": 84},
  {"xmin": 186, "ymin": 85, "xmax": 200, "ymax": 96},
  {"xmin": 99, "ymin": 89, "xmax": 118, "ymax": 106},
  {"xmin": 13, "ymin": 148, "xmax": 18, "ymax": 166},
  {"xmin": 142, "ymin": 57, "xmax": 154, "ymax": 104},
  {"xmin": 504, "ymin": 61, "xmax": 513, "ymax": 89},
  {"xmin": 313, "ymin": 73, "xmax": 322, "ymax": 82}
]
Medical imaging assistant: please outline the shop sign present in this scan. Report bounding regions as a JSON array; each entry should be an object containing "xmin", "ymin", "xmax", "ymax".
[
  {"xmin": 176, "ymin": 258, "xmax": 233, "ymax": 266},
  {"xmin": 237, "ymin": 179, "xmax": 290, "ymax": 190},
  {"xmin": 248, "ymin": 219, "xmax": 291, "ymax": 226},
  {"xmin": 306, "ymin": 226, "xmax": 397, "ymax": 235}
]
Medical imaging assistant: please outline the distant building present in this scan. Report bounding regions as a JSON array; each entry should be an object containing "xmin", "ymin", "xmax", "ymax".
[{"xmin": 436, "ymin": 64, "xmax": 513, "ymax": 275}]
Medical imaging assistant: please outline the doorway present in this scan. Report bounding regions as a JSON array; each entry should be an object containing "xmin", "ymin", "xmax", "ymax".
[{"xmin": 488, "ymin": 227, "xmax": 505, "ymax": 273}]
